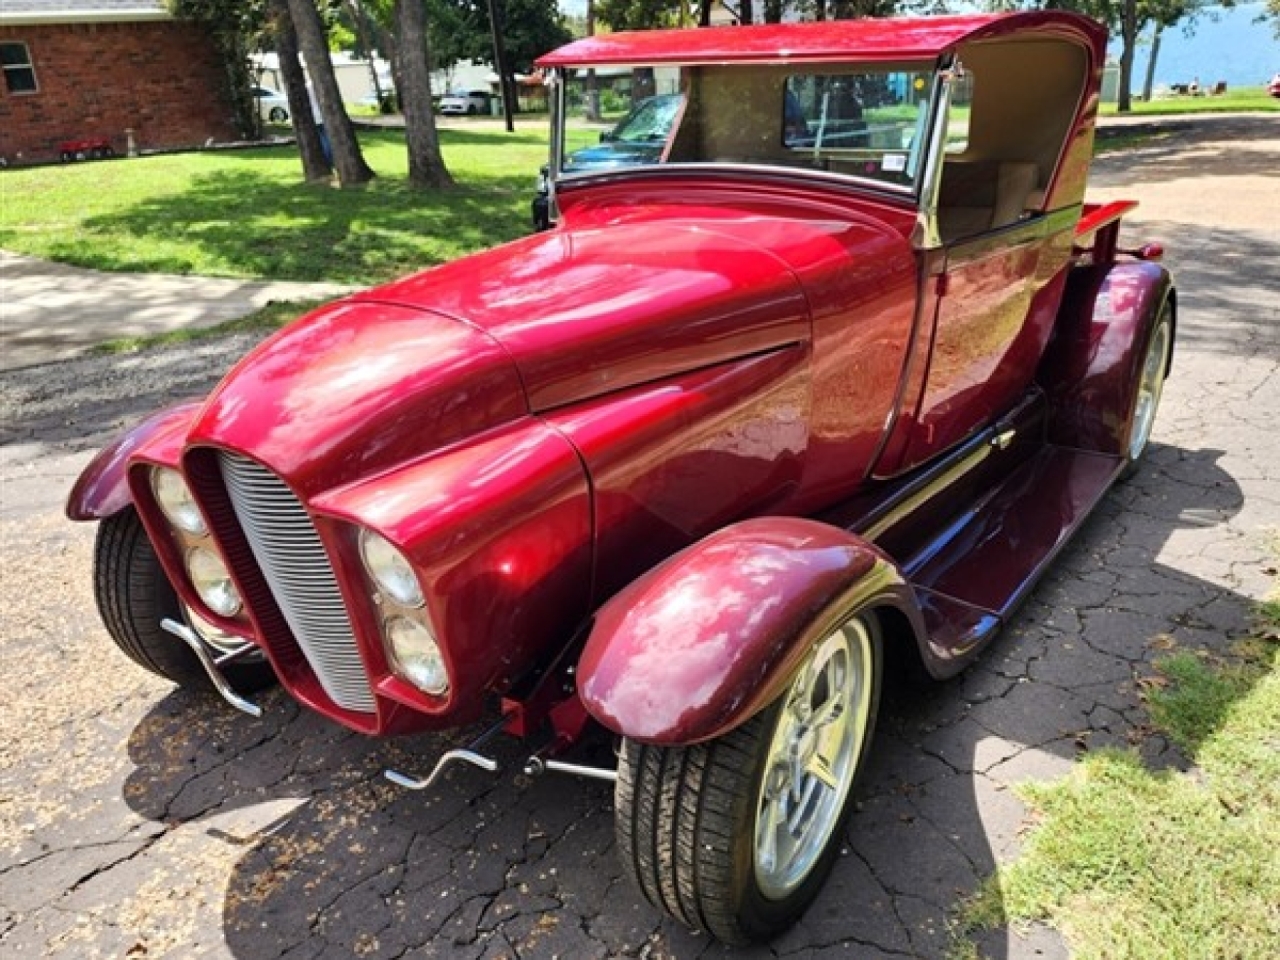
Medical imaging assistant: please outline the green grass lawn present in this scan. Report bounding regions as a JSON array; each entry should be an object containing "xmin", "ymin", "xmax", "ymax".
[
  {"xmin": 1101, "ymin": 85, "xmax": 1278, "ymax": 115},
  {"xmin": 0, "ymin": 127, "xmax": 554, "ymax": 286},
  {"xmin": 956, "ymin": 579, "xmax": 1280, "ymax": 959},
  {"xmin": 2, "ymin": 89, "xmax": 1273, "ymax": 290}
]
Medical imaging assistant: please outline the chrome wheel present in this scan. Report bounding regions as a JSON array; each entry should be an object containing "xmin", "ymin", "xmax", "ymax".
[
  {"xmin": 753, "ymin": 616, "xmax": 874, "ymax": 900},
  {"xmin": 1128, "ymin": 315, "xmax": 1171, "ymax": 462},
  {"xmin": 615, "ymin": 609, "xmax": 881, "ymax": 943}
]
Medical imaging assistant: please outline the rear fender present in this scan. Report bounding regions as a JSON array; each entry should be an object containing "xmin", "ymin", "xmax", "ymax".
[
  {"xmin": 577, "ymin": 517, "xmax": 925, "ymax": 745},
  {"xmin": 1039, "ymin": 260, "xmax": 1174, "ymax": 454},
  {"xmin": 65, "ymin": 402, "xmax": 202, "ymax": 521}
]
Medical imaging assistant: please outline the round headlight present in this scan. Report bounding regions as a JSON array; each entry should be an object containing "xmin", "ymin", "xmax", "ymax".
[
  {"xmin": 152, "ymin": 467, "xmax": 206, "ymax": 536},
  {"xmin": 385, "ymin": 615, "xmax": 448, "ymax": 695},
  {"xmin": 359, "ymin": 530, "xmax": 424, "ymax": 608},
  {"xmin": 187, "ymin": 546, "xmax": 242, "ymax": 617}
]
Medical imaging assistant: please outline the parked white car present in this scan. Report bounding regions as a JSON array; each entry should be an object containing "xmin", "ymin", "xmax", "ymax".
[
  {"xmin": 252, "ymin": 85, "xmax": 291, "ymax": 123},
  {"xmin": 439, "ymin": 90, "xmax": 491, "ymax": 115}
]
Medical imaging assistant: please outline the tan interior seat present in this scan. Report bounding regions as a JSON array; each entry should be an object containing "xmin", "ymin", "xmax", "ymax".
[
  {"xmin": 991, "ymin": 161, "xmax": 1039, "ymax": 228},
  {"xmin": 937, "ymin": 159, "xmax": 1040, "ymax": 241}
]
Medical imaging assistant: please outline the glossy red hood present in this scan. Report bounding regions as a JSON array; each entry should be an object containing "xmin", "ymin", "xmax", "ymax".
[
  {"xmin": 190, "ymin": 220, "xmax": 812, "ymax": 492},
  {"xmin": 360, "ymin": 221, "xmax": 810, "ymax": 410},
  {"xmin": 187, "ymin": 300, "xmax": 526, "ymax": 497}
]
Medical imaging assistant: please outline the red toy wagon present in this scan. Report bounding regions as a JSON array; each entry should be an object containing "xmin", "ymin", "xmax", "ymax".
[{"xmin": 59, "ymin": 137, "xmax": 114, "ymax": 162}]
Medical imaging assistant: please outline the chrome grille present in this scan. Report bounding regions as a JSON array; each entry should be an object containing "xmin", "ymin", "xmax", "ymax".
[{"xmin": 219, "ymin": 453, "xmax": 375, "ymax": 713}]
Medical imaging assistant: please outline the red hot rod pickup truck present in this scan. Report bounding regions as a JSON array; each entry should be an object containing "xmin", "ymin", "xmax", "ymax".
[{"xmin": 68, "ymin": 12, "xmax": 1173, "ymax": 946}]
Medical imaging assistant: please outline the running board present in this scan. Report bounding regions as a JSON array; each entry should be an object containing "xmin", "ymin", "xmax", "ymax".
[{"xmin": 903, "ymin": 445, "xmax": 1124, "ymax": 674}]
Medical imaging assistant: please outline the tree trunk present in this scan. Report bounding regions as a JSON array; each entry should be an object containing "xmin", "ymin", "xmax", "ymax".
[
  {"xmin": 486, "ymin": 0, "xmax": 517, "ymax": 132},
  {"xmin": 1142, "ymin": 25, "xmax": 1162, "ymax": 103},
  {"xmin": 698, "ymin": 0, "xmax": 712, "ymax": 27},
  {"xmin": 395, "ymin": 0, "xmax": 454, "ymax": 189},
  {"xmin": 1117, "ymin": 0, "xmax": 1138, "ymax": 112},
  {"xmin": 585, "ymin": 0, "xmax": 601, "ymax": 119},
  {"xmin": 345, "ymin": 0, "xmax": 385, "ymax": 110},
  {"xmin": 631, "ymin": 67, "xmax": 655, "ymax": 106},
  {"xmin": 764, "ymin": 0, "xmax": 783, "ymax": 23},
  {"xmin": 272, "ymin": 0, "xmax": 331, "ymax": 182},
  {"xmin": 740, "ymin": 0, "xmax": 754, "ymax": 25},
  {"xmin": 379, "ymin": 23, "xmax": 402, "ymax": 112},
  {"xmin": 285, "ymin": 0, "xmax": 375, "ymax": 186}
]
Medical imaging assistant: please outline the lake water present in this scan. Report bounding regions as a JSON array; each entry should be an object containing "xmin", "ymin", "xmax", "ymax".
[{"xmin": 1112, "ymin": 3, "xmax": 1275, "ymax": 90}]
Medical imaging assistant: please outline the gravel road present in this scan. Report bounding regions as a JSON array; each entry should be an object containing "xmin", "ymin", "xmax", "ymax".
[{"xmin": 1, "ymin": 114, "xmax": 1277, "ymax": 959}]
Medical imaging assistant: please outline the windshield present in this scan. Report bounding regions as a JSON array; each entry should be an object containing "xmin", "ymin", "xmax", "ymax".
[
  {"xmin": 610, "ymin": 94, "xmax": 683, "ymax": 143},
  {"xmin": 556, "ymin": 61, "xmax": 939, "ymax": 194}
]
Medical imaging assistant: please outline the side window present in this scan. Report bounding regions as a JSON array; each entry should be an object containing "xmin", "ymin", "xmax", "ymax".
[
  {"xmin": 782, "ymin": 68, "xmax": 935, "ymax": 189},
  {"xmin": 1, "ymin": 42, "xmax": 37, "ymax": 95}
]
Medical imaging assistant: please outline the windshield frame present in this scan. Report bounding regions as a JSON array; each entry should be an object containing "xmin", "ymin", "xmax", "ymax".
[{"xmin": 548, "ymin": 59, "xmax": 950, "ymax": 203}]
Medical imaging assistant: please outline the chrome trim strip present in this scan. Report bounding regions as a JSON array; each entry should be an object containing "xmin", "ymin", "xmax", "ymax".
[{"xmin": 162, "ymin": 617, "xmax": 263, "ymax": 718}]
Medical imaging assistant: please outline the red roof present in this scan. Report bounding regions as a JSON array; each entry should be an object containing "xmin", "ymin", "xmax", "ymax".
[{"xmin": 537, "ymin": 12, "xmax": 1106, "ymax": 68}]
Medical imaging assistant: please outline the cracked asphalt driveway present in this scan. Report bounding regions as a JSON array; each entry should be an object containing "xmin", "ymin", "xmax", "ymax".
[{"xmin": 2, "ymin": 115, "xmax": 1277, "ymax": 959}]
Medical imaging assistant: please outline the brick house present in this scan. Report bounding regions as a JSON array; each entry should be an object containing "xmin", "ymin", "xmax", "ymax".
[{"xmin": 0, "ymin": 0, "xmax": 238, "ymax": 166}]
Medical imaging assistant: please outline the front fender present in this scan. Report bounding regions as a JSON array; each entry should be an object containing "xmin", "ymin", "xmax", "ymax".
[
  {"xmin": 1039, "ymin": 260, "xmax": 1175, "ymax": 454},
  {"xmin": 577, "ymin": 517, "xmax": 924, "ymax": 745},
  {"xmin": 309, "ymin": 418, "xmax": 593, "ymax": 723},
  {"xmin": 65, "ymin": 402, "xmax": 202, "ymax": 521}
]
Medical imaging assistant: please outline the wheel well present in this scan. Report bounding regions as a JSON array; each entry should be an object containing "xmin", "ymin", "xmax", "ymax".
[{"xmin": 874, "ymin": 603, "xmax": 933, "ymax": 686}]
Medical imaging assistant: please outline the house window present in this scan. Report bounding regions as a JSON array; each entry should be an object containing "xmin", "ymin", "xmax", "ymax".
[{"xmin": 1, "ymin": 42, "xmax": 37, "ymax": 94}]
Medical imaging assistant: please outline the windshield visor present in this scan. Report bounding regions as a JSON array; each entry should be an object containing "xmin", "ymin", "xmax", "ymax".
[{"xmin": 556, "ymin": 61, "xmax": 939, "ymax": 194}]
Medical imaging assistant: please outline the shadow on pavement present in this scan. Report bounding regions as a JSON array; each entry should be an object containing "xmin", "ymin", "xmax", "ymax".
[
  {"xmin": 111, "ymin": 442, "xmax": 1261, "ymax": 958},
  {"xmin": 1137, "ymin": 222, "xmax": 1280, "ymax": 364},
  {"xmin": 1096, "ymin": 115, "xmax": 1278, "ymax": 181}
]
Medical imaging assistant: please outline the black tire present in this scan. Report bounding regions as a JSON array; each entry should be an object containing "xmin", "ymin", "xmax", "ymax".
[
  {"xmin": 93, "ymin": 508, "xmax": 274, "ymax": 691},
  {"xmin": 268, "ymin": 106, "xmax": 289, "ymax": 122},
  {"xmin": 616, "ymin": 611, "xmax": 882, "ymax": 944},
  {"xmin": 1121, "ymin": 298, "xmax": 1173, "ymax": 478},
  {"xmin": 466, "ymin": 104, "xmax": 477, "ymax": 115}
]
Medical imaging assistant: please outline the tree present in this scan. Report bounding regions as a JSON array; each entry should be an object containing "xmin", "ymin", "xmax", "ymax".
[
  {"xmin": 270, "ymin": 0, "xmax": 333, "ymax": 181},
  {"xmin": 285, "ymin": 0, "xmax": 376, "ymax": 185},
  {"xmin": 396, "ymin": 0, "xmax": 455, "ymax": 187},
  {"xmin": 426, "ymin": 0, "xmax": 572, "ymax": 75},
  {"xmin": 167, "ymin": 0, "xmax": 269, "ymax": 139},
  {"xmin": 829, "ymin": 0, "xmax": 899, "ymax": 17},
  {"xmin": 1141, "ymin": 21, "xmax": 1163, "ymax": 101},
  {"xmin": 987, "ymin": 1, "xmax": 1210, "ymax": 112},
  {"xmin": 343, "ymin": 0, "xmax": 389, "ymax": 108},
  {"xmin": 594, "ymin": 0, "xmax": 680, "ymax": 31}
]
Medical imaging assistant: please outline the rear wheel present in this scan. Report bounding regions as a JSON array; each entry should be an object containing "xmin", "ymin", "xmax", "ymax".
[
  {"xmin": 616, "ymin": 611, "xmax": 881, "ymax": 944},
  {"xmin": 94, "ymin": 508, "xmax": 273, "ymax": 691},
  {"xmin": 1123, "ymin": 301, "xmax": 1173, "ymax": 475},
  {"xmin": 268, "ymin": 106, "xmax": 289, "ymax": 122}
]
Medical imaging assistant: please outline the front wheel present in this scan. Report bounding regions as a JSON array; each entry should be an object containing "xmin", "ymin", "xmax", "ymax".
[
  {"xmin": 615, "ymin": 611, "xmax": 882, "ymax": 944},
  {"xmin": 267, "ymin": 106, "xmax": 289, "ymax": 123},
  {"xmin": 93, "ymin": 508, "xmax": 274, "ymax": 692}
]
